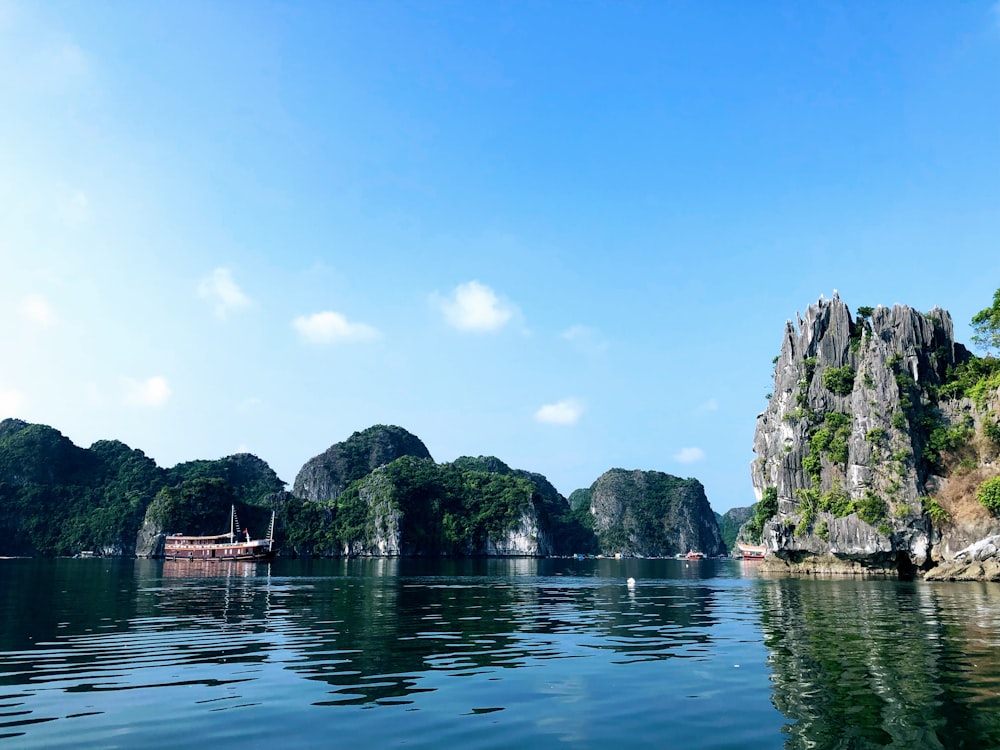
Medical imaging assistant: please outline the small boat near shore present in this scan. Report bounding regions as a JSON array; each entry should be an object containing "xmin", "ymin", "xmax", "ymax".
[
  {"xmin": 164, "ymin": 505, "xmax": 275, "ymax": 561},
  {"xmin": 736, "ymin": 543, "xmax": 766, "ymax": 561},
  {"xmin": 685, "ymin": 550, "xmax": 705, "ymax": 560}
]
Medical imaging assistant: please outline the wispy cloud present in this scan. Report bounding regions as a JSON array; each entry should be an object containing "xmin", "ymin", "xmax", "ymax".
[
  {"xmin": 292, "ymin": 311, "xmax": 381, "ymax": 344},
  {"xmin": 0, "ymin": 383, "xmax": 24, "ymax": 417},
  {"xmin": 122, "ymin": 376, "xmax": 171, "ymax": 408},
  {"xmin": 56, "ymin": 184, "xmax": 90, "ymax": 226},
  {"xmin": 236, "ymin": 396, "xmax": 263, "ymax": 413},
  {"xmin": 534, "ymin": 398, "xmax": 584, "ymax": 426},
  {"xmin": 18, "ymin": 293, "xmax": 56, "ymax": 327},
  {"xmin": 436, "ymin": 280, "xmax": 516, "ymax": 333},
  {"xmin": 2, "ymin": 35, "xmax": 91, "ymax": 92},
  {"xmin": 85, "ymin": 382, "xmax": 105, "ymax": 407},
  {"xmin": 673, "ymin": 447, "xmax": 705, "ymax": 464},
  {"xmin": 199, "ymin": 268, "xmax": 251, "ymax": 318},
  {"xmin": 41, "ymin": 40, "xmax": 89, "ymax": 83},
  {"xmin": 561, "ymin": 325, "xmax": 608, "ymax": 354},
  {"xmin": 696, "ymin": 398, "xmax": 719, "ymax": 413}
]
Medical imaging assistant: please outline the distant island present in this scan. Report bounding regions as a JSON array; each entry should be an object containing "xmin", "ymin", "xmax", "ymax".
[
  {"xmin": 10, "ymin": 289, "xmax": 995, "ymax": 579},
  {"xmin": 0, "ymin": 420, "xmax": 724, "ymax": 560}
]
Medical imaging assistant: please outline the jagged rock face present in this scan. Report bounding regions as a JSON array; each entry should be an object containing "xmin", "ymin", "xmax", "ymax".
[
  {"xmin": 588, "ymin": 469, "xmax": 724, "ymax": 557},
  {"xmin": 484, "ymin": 507, "xmax": 552, "ymax": 556},
  {"xmin": 751, "ymin": 293, "xmax": 977, "ymax": 572},
  {"xmin": 135, "ymin": 515, "xmax": 166, "ymax": 558},
  {"xmin": 293, "ymin": 425, "xmax": 432, "ymax": 502},
  {"xmin": 931, "ymin": 387, "xmax": 1000, "ymax": 560}
]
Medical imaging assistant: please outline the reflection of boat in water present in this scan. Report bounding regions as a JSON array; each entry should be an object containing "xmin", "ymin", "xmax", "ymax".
[
  {"xmin": 162, "ymin": 558, "xmax": 269, "ymax": 578},
  {"xmin": 686, "ymin": 551, "xmax": 705, "ymax": 560},
  {"xmin": 165, "ymin": 505, "xmax": 275, "ymax": 561},
  {"xmin": 736, "ymin": 543, "xmax": 766, "ymax": 561}
]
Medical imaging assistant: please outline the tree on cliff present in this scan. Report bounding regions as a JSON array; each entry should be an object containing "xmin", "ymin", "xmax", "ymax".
[{"xmin": 971, "ymin": 288, "xmax": 1000, "ymax": 355}]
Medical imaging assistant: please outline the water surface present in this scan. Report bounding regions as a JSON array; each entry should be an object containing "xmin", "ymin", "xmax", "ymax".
[{"xmin": 1, "ymin": 558, "xmax": 997, "ymax": 748}]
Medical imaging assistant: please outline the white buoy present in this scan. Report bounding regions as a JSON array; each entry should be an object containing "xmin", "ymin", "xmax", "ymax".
[{"xmin": 627, "ymin": 577, "xmax": 636, "ymax": 588}]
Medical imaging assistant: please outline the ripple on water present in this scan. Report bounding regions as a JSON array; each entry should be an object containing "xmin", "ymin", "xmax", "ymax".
[{"xmin": 6, "ymin": 561, "xmax": 1000, "ymax": 749}]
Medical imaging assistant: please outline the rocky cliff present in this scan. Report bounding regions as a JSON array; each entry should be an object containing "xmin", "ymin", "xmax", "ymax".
[
  {"xmin": 0, "ymin": 417, "xmax": 717, "ymax": 562},
  {"xmin": 719, "ymin": 506, "xmax": 753, "ymax": 552},
  {"xmin": 293, "ymin": 424, "xmax": 432, "ymax": 502},
  {"xmin": 587, "ymin": 469, "xmax": 724, "ymax": 557},
  {"xmin": 0, "ymin": 420, "xmax": 163, "ymax": 557},
  {"xmin": 318, "ymin": 455, "xmax": 558, "ymax": 557},
  {"xmin": 751, "ymin": 293, "xmax": 1000, "ymax": 576}
]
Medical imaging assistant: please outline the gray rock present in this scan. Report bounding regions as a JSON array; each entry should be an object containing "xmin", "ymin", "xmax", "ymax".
[
  {"xmin": 293, "ymin": 425, "xmax": 432, "ymax": 502},
  {"xmin": 750, "ymin": 293, "xmax": 975, "ymax": 574},
  {"xmin": 588, "ymin": 469, "xmax": 724, "ymax": 557},
  {"xmin": 135, "ymin": 513, "xmax": 166, "ymax": 558}
]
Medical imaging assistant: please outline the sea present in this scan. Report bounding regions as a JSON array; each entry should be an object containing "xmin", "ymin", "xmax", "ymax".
[{"xmin": 1, "ymin": 557, "xmax": 999, "ymax": 749}]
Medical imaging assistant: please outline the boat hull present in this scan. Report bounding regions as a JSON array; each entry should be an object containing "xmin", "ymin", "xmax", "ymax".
[
  {"xmin": 736, "ymin": 544, "xmax": 766, "ymax": 561},
  {"xmin": 164, "ymin": 541, "xmax": 274, "ymax": 561}
]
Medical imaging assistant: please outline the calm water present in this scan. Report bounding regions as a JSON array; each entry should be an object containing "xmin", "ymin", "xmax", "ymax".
[{"xmin": 1, "ymin": 558, "xmax": 999, "ymax": 749}]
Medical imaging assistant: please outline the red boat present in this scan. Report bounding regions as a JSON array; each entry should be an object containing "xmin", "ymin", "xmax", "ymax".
[
  {"xmin": 164, "ymin": 505, "xmax": 275, "ymax": 561},
  {"xmin": 685, "ymin": 550, "xmax": 705, "ymax": 560},
  {"xmin": 736, "ymin": 543, "xmax": 766, "ymax": 561}
]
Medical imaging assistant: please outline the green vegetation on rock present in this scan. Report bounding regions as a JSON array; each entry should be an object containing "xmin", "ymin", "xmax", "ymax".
[
  {"xmin": 586, "ymin": 469, "xmax": 722, "ymax": 557},
  {"xmin": 971, "ymin": 288, "xmax": 1000, "ymax": 355},
  {"xmin": 743, "ymin": 487, "xmax": 778, "ymax": 543},
  {"xmin": 0, "ymin": 418, "xmax": 285, "ymax": 557},
  {"xmin": 856, "ymin": 492, "xmax": 888, "ymax": 526},
  {"xmin": 719, "ymin": 506, "xmax": 752, "ymax": 551},
  {"xmin": 280, "ymin": 454, "xmax": 599, "ymax": 557},
  {"xmin": 822, "ymin": 365, "xmax": 856, "ymax": 396},
  {"xmin": 803, "ymin": 412, "xmax": 852, "ymax": 483},
  {"xmin": 921, "ymin": 496, "xmax": 950, "ymax": 525},
  {"xmin": 977, "ymin": 476, "xmax": 1000, "ymax": 514}
]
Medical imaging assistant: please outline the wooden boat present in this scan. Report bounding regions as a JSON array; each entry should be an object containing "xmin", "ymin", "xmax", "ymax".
[
  {"xmin": 736, "ymin": 543, "xmax": 766, "ymax": 561},
  {"xmin": 685, "ymin": 550, "xmax": 705, "ymax": 560},
  {"xmin": 164, "ymin": 505, "xmax": 275, "ymax": 561}
]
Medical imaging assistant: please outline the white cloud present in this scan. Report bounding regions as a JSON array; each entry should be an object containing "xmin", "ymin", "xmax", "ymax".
[
  {"xmin": 673, "ymin": 447, "xmax": 705, "ymax": 464},
  {"xmin": 696, "ymin": 398, "xmax": 719, "ymax": 413},
  {"xmin": 198, "ymin": 268, "xmax": 251, "ymax": 318},
  {"xmin": 562, "ymin": 325, "xmax": 608, "ymax": 354},
  {"xmin": 19, "ymin": 293, "xmax": 56, "ymax": 327},
  {"xmin": 0, "ymin": 384, "xmax": 24, "ymax": 417},
  {"xmin": 437, "ymin": 280, "xmax": 516, "ymax": 333},
  {"xmin": 122, "ymin": 376, "xmax": 171, "ymax": 408},
  {"xmin": 534, "ymin": 398, "xmax": 584, "ymax": 426},
  {"xmin": 292, "ymin": 311, "xmax": 381, "ymax": 344}
]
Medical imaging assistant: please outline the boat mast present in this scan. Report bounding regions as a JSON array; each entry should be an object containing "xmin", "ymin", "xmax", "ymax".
[
  {"xmin": 267, "ymin": 511, "xmax": 275, "ymax": 552},
  {"xmin": 230, "ymin": 504, "xmax": 235, "ymax": 541}
]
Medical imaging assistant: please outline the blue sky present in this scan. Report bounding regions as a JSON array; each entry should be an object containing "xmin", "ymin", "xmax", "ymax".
[{"xmin": 1, "ymin": 1, "xmax": 999, "ymax": 512}]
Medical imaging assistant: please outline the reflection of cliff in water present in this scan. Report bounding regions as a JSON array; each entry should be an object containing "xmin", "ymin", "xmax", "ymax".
[
  {"xmin": 757, "ymin": 578, "xmax": 1000, "ymax": 748},
  {"xmin": 0, "ymin": 559, "xmax": 143, "ymax": 651},
  {"xmin": 271, "ymin": 558, "xmax": 726, "ymax": 706},
  {"xmin": 1, "ymin": 557, "xmax": 734, "ymax": 712}
]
